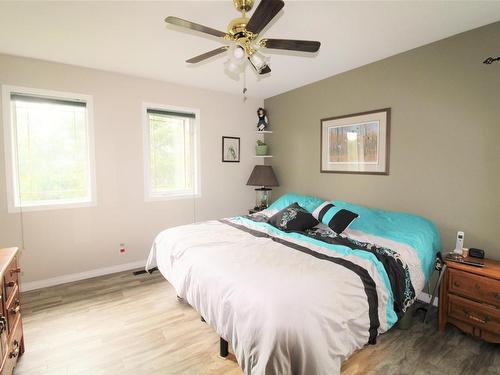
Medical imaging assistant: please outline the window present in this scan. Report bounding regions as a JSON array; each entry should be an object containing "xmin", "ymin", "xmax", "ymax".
[
  {"xmin": 2, "ymin": 86, "xmax": 96, "ymax": 211},
  {"xmin": 143, "ymin": 104, "xmax": 200, "ymax": 200}
]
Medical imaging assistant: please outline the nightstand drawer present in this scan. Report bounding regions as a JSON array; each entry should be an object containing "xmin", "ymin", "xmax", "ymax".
[
  {"xmin": 448, "ymin": 293, "xmax": 500, "ymax": 334},
  {"xmin": 448, "ymin": 268, "xmax": 500, "ymax": 306}
]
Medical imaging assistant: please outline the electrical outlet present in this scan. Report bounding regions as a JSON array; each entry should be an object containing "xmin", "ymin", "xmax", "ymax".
[{"xmin": 119, "ymin": 243, "xmax": 126, "ymax": 254}]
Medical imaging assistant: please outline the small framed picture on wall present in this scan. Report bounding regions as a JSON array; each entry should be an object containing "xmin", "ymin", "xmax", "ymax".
[
  {"xmin": 222, "ymin": 136, "xmax": 240, "ymax": 162},
  {"xmin": 320, "ymin": 108, "xmax": 390, "ymax": 175}
]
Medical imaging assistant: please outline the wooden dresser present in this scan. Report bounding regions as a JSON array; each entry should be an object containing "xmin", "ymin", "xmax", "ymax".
[
  {"xmin": 0, "ymin": 248, "xmax": 24, "ymax": 374},
  {"xmin": 439, "ymin": 256, "xmax": 500, "ymax": 343}
]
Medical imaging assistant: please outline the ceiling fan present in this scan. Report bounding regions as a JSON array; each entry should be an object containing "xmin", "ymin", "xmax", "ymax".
[{"xmin": 164, "ymin": 0, "xmax": 321, "ymax": 75}]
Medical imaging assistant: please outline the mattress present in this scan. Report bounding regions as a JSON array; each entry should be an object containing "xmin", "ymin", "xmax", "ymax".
[{"xmin": 146, "ymin": 194, "xmax": 440, "ymax": 375}]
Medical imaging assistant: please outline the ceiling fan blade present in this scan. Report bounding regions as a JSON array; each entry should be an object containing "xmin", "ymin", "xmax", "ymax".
[
  {"xmin": 261, "ymin": 39, "xmax": 321, "ymax": 52},
  {"xmin": 165, "ymin": 16, "xmax": 227, "ymax": 38},
  {"xmin": 246, "ymin": 0, "xmax": 285, "ymax": 35},
  {"xmin": 186, "ymin": 46, "xmax": 230, "ymax": 64}
]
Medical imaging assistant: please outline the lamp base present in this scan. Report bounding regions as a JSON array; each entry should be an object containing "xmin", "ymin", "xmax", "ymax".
[{"xmin": 255, "ymin": 187, "xmax": 272, "ymax": 210}]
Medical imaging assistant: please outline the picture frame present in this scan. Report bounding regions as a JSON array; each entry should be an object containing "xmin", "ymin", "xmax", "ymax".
[
  {"xmin": 320, "ymin": 108, "xmax": 390, "ymax": 175},
  {"xmin": 222, "ymin": 136, "xmax": 240, "ymax": 163}
]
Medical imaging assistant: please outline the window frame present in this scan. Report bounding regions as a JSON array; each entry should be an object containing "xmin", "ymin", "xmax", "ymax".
[
  {"xmin": 2, "ymin": 85, "xmax": 97, "ymax": 213},
  {"xmin": 142, "ymin": 102, "xmax": 201, "ymax": 202}
]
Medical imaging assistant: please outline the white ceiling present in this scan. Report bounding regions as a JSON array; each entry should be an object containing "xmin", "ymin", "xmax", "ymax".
[{"xmin": 0, "ymin": 1, "xmax": 499, "ymax": 99}]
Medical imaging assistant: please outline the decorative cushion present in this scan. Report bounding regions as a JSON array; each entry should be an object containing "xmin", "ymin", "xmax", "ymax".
[
  {"xmin": 312, "ymin": 201, "xmax": 359, "ymax": 235},
  {"xmin": 268, "ymin": 202, "xmax": 319, "ymax": 232}
]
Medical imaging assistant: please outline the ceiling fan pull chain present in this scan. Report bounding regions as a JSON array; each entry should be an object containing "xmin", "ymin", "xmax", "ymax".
[{"xmin": 242, "ymin": 68, "xmax": 248, "ymax": 102}]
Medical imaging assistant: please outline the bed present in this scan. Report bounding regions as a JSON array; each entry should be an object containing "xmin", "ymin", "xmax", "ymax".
[{"xmin": 146, "ymin": 193, "xmax": 441, "ymax": 375}]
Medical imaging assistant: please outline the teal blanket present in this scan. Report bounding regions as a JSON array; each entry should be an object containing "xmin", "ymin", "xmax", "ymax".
[{"xmin": 268, "ymin": 193, "xmax": 441, "ymax": 280}]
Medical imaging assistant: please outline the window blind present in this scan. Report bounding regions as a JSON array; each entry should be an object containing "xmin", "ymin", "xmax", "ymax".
[
  {"xmin": 147, "ymin": 108, "xmax": 196, "ymax": 119},
  {"xmin": 11, "ymin": 93, "xmax": 87, "ymax": 108}
]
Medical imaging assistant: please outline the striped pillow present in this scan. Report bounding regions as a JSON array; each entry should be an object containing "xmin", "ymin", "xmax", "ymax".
[{"xmin": 312, "ymin": 202, "xmax": 359, "ymax": 235}]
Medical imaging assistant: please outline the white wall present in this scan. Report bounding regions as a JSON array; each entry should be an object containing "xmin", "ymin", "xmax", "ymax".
[{"xmin": 0, "ymin": 53, "xmax": 263, "ymax": 287}]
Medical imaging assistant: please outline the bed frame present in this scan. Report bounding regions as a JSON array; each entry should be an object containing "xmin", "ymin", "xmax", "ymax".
[
  {"xmin": 220, "ymin": 338, "xmax": 229, "ymax": 357},
  {"xmin": 200, "ymin": 315, "xmax": 229, "ymax": 357}
]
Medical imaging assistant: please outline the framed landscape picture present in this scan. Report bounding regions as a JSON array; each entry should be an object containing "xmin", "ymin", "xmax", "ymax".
[
  {"xmin": 222, "ymin": 136, "xmax": 240, "ymax": 162},
  {"xmin": 320, "ymin": 108, "xmax": 390, "ymax": 175}
]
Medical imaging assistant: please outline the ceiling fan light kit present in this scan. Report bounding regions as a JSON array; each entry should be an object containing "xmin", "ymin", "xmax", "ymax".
[
  {"xmin": 233, "ymin": 45, "xmax": 246, "ymax": 60},
  {"xmin": 248, "ymin": 51, "xmax": 268, "ymax": 74},
  {"xmin": 164, "ymin": 0, "xmax": 321, "ymax": 78}
]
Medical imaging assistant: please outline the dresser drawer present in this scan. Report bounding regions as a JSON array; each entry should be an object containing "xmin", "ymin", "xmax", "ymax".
[
  {"xmin": 3, "ymin": 258, "xmax": 20, "ymax": 303},
  {"xmin": 448, "ymin": 293, "xmax": 500, "ymax": 334},
  {"xmin": 448, "ymin": 268, "xmax": 500, "ymax": 306},
  {"xmin": 0, "ymin": 316, "xmax": 23, "ymax": 375},
  {"xmin": 5, "ymin": 289, "xmax": 20, "ymax": 335}
]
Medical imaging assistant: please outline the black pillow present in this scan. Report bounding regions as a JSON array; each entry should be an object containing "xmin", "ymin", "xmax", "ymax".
[
  {"xmin": 268, "ymin": 202, "xmax": 319, "ymax": 232},
  {"xmin": 328, "ymin": 209, "xmax": 359, "ymax": 234}
]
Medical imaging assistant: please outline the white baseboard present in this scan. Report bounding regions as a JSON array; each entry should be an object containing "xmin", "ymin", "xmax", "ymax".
[
  {"xmin": 21, "ymin": 259, "xmax": 147, "ymax": 292},
  {"xmin": 417, "ymin": 291, "xmax": 438, "ymax": 307}
]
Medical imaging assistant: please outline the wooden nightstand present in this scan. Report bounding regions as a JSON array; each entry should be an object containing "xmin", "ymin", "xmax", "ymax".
[{"xmin": 439, "ymin": 256, "xmax": 500, "ymax": 343}]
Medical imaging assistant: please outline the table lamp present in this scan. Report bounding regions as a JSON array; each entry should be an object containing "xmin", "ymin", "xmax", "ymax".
[{"xmin": 246, "ymin": 165, "xmax": 279, "ymax": 209}]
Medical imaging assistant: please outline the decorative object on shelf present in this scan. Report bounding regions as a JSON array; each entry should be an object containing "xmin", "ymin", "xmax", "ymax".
[
  {"xmin": 163, "ymin": 0, "xmax": 321, "ymax": 78},
  {"xmin": 246, "ymin": 165, "xmax": 279, "ymax": 209},
  {"xmin": 255, "ymin": 140, "xmax": 268, "ymax": 156},
  {"xmin": 483, "ymin": 56, "xmax": 500, "ymax": 64},
  {"xmin": 256, "ymin": 107, "xmax": 269, "ymax": 131},
  {"xmin": 321, "ymin": 108, "xmax": 390, "ymax": 175},
  {"xmin": 222, "ymin": 136, "xmax": 240, "ymax": 162}
]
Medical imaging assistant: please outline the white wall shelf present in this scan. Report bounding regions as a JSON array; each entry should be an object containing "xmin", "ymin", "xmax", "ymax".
[{"xmin": 255, "ymin": 129, "xmax": 273, "ymax": 158}]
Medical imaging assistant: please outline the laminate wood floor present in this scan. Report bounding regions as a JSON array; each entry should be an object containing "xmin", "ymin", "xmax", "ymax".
[{"xmin": 16, "ymin": 270, "xmax": 499, "ymax": 375}]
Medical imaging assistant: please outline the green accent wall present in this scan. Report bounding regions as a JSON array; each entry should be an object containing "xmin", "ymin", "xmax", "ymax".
[{"xmin": 264, "ymin": 22, "xmax": 500, "ymax": 259}]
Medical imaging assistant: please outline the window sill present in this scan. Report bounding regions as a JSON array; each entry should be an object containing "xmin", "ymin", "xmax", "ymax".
[
  {"xmin": 145, "ymin": 192, "xmax": 201, "ymax": 202},
  {"xmin": 8, "ymin": 200, "xmax": 97, "ymax": 213}
]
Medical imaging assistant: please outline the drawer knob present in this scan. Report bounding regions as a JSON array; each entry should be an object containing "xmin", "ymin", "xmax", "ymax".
[
  {"xmin": 493, "ymin": 293, "xmax": 500, "ymax": 300},
  {"xmin": 474, "ymin": 283, "xmax": 481, "ymax": 290},
  {"xmin": 9, "ymin": 305, "xmax": 20, "ymax": 315},
  {"xmin": 453, "ymin": 281, "xmax": 460, "ymax": 287},
  {"xmin": 9, "ymin": 347, "xmax": 19, "ymax": 359},
  {"xmin": 6, "ymin": 281, "xmax": 15, "ymax": 288}
]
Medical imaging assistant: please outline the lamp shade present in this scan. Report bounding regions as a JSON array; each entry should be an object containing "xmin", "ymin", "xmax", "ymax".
[{"xmin": 246, "ymin": 165, "xmax": 279, "ymax": 187}]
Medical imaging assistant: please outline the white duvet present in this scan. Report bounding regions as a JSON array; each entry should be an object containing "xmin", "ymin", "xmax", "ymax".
[{"xmin": 146, "ymin": 216, "xmax": 425, "ymax": 375}]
